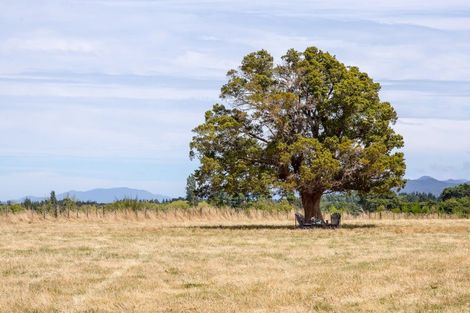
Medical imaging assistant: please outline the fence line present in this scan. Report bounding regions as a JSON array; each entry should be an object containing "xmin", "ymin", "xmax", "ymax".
[{"xmin": 1, "ymin": 207, "xmax": 469, "ymax": 223}]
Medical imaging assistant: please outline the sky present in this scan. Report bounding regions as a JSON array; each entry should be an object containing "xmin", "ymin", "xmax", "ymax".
[{"xmin": 1, "ymin": 0, "xmax": 470, "ymax": 200}]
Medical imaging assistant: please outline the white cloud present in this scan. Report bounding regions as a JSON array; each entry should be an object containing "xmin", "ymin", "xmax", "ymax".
[
  {"xmin": 396, "ymin": 118, "xmax": 470, "ymax": 179},
  {"xmin": 173, "ymin": 51, "xmax": 238, "ymax": 72},
  {"xmin": 380, "ymin": 87, "xmax": 470, "ymax": 120},
  {"xmin": 397, "ymin": 118, "xmax": 470, "ymax": 152},
  {"xmin": 78, "ymin": 0, "xmax": 470, "ymax": 11},
  {"xmin": 0, "ymin": 81, "xmax": 217, "ymax": 100},
  {"xmin": 0, "ymin": 103, "xmax": 203, "ymax": 160},
  {"xmin": 378, "ymin": 16, "xmax": 470, "ymax": 31},
  {"xmin": 1, "ymin": 31, "xmax": 99, "ymax": 53}
]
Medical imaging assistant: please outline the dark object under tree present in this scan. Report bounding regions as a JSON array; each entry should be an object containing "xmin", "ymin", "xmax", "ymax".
[{"xmin": 295, "ymin": 212, "xmax": 341, "ymax": 228}]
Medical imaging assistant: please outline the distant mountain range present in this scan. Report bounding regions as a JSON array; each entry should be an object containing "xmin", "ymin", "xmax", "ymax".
[
  {"xmin": 401, "ymin": 176, "xmax": 469, "ymax": 196},
  {"xmin": 7, "ymin": 177, "xmax": 469, "ymax": 203},
  {"xmin": 16, "ymin": 188, "xmax": 170, "ymax": 203}
]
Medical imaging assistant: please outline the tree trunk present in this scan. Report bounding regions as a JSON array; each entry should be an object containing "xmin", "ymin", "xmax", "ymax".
[{"xmin": 301, "ymin": 192, "xmax": 323, "ymax": 222}]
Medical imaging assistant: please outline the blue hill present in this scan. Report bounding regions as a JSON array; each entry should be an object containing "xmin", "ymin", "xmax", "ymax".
[
  {"xmin": 17, "ymin": 187, "xmax": 169, "ymax": 203},
  {"xmin": 402, "ymin": 176, "xmax": 469, "ymax": 196}
]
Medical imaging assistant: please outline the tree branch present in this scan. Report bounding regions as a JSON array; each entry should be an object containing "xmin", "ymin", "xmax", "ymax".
[{"xmin": 245, "ymin": 131, "xmax": 269, "ymax": 143}]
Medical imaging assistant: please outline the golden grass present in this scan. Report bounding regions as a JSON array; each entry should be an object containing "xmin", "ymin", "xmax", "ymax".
[{"xmin": 1, "ymin": 213, "xmax": 470, "ymax": 312}]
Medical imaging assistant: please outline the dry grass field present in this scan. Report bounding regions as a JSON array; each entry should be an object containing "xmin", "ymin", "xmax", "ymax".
[{"xmin": 1, "ymin": 212, "xmax": 470, "ymax": 312}]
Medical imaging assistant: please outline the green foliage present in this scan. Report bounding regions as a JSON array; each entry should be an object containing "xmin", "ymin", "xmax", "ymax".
[
  {"xmin": 248, "ymin": 199, "xmax": 293, "ymax": 213},
  {"xmin": 49, "ymin": 191, "xmax": 57, "ymax": 206},
  {"xmin": 62, "ymin": 197, "xmax": 76, "ymax": 213},
  {"xmin": 196, "ymin": 201, "xmax": 211, "ymax": 210},
  {"xmin": 322, "ymin": 191, "xmax": 441, "ymax": 215},
  {"xmin": 186, "ymin": 174, "xmax": 199, "ymax": 206},
  {"xmin": 110, "ymin": 198, "xmax": 147, "ymax": 216},
  {"xmin": 439, "ymin": 197, "xmax": 470, "ymax": 216},
  {"xmin": 400, "ymin": 192, "xmax": 437, "ymax": 202},
  {"xmin": 322, "ymin": 192, "xmax": 362, "ymax": 214},
  {"xmin": 441, "ymin": 184, "xmax": 470, "ymax": 201},
  {"xmin": 164, "ymin": 200, "xmax": 190, "ymax": 210},
  {"xmin": 9, "ymin": 203, "xmax": 23, "ymax": 213},
  {"xmin": 190, "ymin": 46, "xmax": 405, "ymax": 206},
  {"xmin": 122, "ymin": 198, "xmax": 143, "ymax": 212},
  {"xmin": 49, "ymin": 190, "xmax": 58, "ymax": 218},
  {"xmin": 372, "ymin": 193, "xmax": 438, "ymax": 214},
  {"xmin": 23, "ymin": 198, "xmax": 33, "ymax": 210},
  {"xmin": 359, "ymin": 192, "xmax": 401, "ymax": 212},
  {"xmin": 327, "ymin": 205, "xmax": 344, "ymax": 214}
]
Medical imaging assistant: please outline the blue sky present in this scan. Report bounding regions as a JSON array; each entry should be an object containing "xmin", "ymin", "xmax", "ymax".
[{"xmin": 1, "ymin": 0, "xmax": 470, "ymax": 199}]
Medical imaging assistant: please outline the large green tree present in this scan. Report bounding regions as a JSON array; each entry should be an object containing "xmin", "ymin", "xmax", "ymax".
[{"xmin": 190, "ymin": 47, "xmax": 405, "ymax": 221}]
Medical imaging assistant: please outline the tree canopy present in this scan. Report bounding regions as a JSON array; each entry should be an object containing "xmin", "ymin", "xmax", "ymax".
[
  {"xmin": 441, "ymin": 183, "xmax": 470, "ymax": 201},
  {"xmin": 190, "ymin": 47, "xmax": 405, "ymax": 220}
]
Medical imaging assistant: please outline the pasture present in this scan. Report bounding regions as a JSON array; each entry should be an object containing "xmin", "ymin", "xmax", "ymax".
[{"xmin": 1, "ymin": 213, "xmax": 470, "ymax": 312}]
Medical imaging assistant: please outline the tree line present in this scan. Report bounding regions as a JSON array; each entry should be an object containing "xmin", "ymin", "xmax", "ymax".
[
  {"xmin": 1, "ymin": 183, "xmax": 469, "ymax": 218},
  {"xmin": 0, "ymin": 191, "xmax": 189, "ymax": 218},
  {"xmin": 322, "ymin": 186, "xmax": 470, "ymax": 217}
]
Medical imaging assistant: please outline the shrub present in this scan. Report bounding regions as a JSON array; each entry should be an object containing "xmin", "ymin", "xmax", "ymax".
[
  {"xmin": 328, "ymin": 205, "xmax": 342, "ymax": 214},
  {"xmin": 248, "ymin": 199, "xmax": 293, "ymax": 212},
  {"xmin": 165, "ymin": 200, "xmax": 190, "ymax": 210},
  {"xmin": 196, "ymin": 201, "xmax": 211, "ymax": 210},
  {"xmin": 249, "ymin": 199, "xmax": 275, "ymax": 212},
  {"xmin": 439, "ymin": 197, "xmax": 470, "ymax": 216},
  {"xmin": 276, "ymin": 199, "xmax": 293, "ymax": 212},
  {"xmin": 441, "ymin": 184, "xmax": 470, "ymax": 201},
  {"xmin": 9, "ymin": 203, "xmax": 24, "ymax": 213}
]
